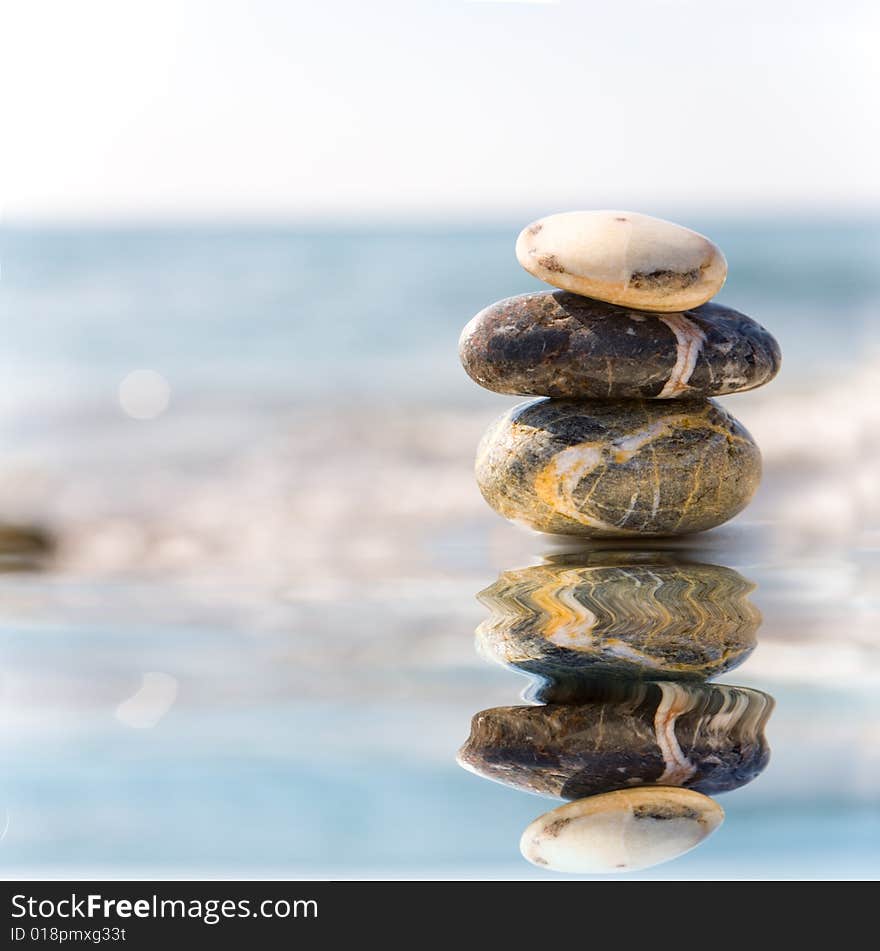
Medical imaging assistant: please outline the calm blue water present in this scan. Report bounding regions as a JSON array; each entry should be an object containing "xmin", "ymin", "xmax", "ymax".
[
  {"xmin": 1, "ymin": 219, "xmax": 877, "ymax": 409},
  {"xmin": 0, "ymin": 220, "xmax": 877, "ymax": 879}
]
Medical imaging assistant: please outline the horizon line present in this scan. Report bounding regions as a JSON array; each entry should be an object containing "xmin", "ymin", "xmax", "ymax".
[{"xmin": 3, "ymin": 203, "xmax": 880, "ymax": 230}]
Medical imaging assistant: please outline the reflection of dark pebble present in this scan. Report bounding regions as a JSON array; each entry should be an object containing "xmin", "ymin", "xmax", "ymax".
[{"xmin": 457, "ymin": 681, "xmax": 773, "ymax": 799}]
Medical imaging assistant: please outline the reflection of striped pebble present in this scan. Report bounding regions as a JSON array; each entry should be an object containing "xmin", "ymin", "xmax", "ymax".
[{"xmin": 475, "ymin": 559, "xmax": 760, "ymax": 683}]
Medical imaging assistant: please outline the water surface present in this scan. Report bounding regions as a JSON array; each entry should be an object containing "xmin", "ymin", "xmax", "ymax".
[{"xmin": 0, "ymin": 220, "xmax": 877, "ymax": 879}]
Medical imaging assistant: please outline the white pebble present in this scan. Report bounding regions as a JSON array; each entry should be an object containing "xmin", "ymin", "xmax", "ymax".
[{"xmin": 520, "ymin": 786, "xmax": 724, "ymax": 873}]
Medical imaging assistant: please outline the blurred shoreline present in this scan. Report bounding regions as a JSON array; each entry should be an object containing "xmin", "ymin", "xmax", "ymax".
[
  {"xmin": 0, "ymin": 372, "xmax": 875, "ymax": 575},
  {"xmin": 1, "ymin": 222, "xmax": 878, "ymax": 879},
  {"xmin": 0, "ymin": 220, "xmax": 875, "ymax": 653}
]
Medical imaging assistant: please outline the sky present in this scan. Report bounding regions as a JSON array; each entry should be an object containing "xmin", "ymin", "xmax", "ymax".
[{"xmin": 1, "ymin": 0, "xmax": 878, "ymax": 221}]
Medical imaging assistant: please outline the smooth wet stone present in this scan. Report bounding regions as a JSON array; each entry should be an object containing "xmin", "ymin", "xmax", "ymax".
[
  {"xmin": 516, "ymin": 210, "xmax": 727, "ymax": 312},
  {"xmin": 459, "ymin": 292, "xmax": 781, "ymax": 399},
  {"xmin": 519, "ymin": 786, "xmax": 723, "ymax": 874},
  {"xmin": 476, "ymin": 397, "xmax": 761, "ymax": 537},
  {"xmin": 477, "ymin": 553, "xmax": 760, "ymax": 690},
  {"xmin": 457, "ymin": 682, "xmax": 773, "ymax": 799}
]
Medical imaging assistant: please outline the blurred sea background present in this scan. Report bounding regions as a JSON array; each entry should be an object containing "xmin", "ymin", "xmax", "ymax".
[
  {"xmin": 2, "ymin": 0, "xmax": 879, "ymax": 881},
  {"xmin": 0, "ymin": 218, "xmax": 878, "ymax": 879}
]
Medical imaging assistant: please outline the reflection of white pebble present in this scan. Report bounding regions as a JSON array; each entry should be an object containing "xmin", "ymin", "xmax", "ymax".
[
  {"xmin": 115, "ymin": 672, "xmax": 178, "ymax": 728},
  {"xmin": 118, "ymin": 370, "xmax": 171, "ymax": 420}
]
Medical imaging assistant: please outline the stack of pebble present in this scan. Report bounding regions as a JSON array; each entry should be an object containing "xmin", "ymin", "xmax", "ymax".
[{"xmin": 459, "ymin": 210, "xmax": 781, "ymax": 537}]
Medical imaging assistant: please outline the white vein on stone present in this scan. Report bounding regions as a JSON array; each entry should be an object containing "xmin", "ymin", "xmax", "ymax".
[
  {"xmin": 657, "ymin": 313, "xmax": 707, "ymax": 398},
  {"xmin": 654, "ymin": 682, "xmax": 698, "ymax": 784}
]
